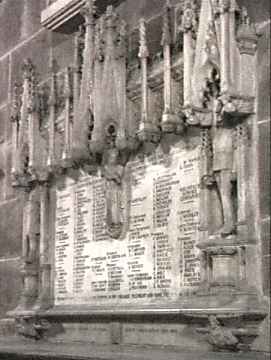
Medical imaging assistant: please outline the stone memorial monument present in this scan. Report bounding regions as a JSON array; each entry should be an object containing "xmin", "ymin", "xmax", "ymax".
[{"xmin": 0, "ymin": 0, "xmax": 268, "ymax": 357}]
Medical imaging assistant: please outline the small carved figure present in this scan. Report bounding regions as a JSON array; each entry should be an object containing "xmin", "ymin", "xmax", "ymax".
[
  {"xmin": 211, "ymin": 102, "xmax": 236, "ymax": 236},
  {"xmin": 24, "ymin": 232, "xmax": 39, "ymax": 264},
  {"xmin": 16, "ymin": 317, "xmax": 51, "ymax": 340},
  {"xmin": 200, "ymin": 71, "xmax": 236, "ymax": 236},
  {"xmin": 103, "ymin": 144, "xmax": 124, "ymax": 239},
  {"xmin": 207, "ymin": 315, "xmax": 239, "ymax": 351},
  {"xmin": 182, "ymin": 0, "xmax": 197, "ymax": 33}
]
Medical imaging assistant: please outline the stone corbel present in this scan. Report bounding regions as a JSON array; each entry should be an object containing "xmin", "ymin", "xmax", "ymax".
[
  {"xmin": 197, "ymin": 315, "xmax": 260, "ymax": 352},
  {"xmin": 16, "ymin": 317, "xmax": 51, "ymax": 340},
  {"xmin": 215, "ymin": 93, "xmax": 255, "ymax": 121}
]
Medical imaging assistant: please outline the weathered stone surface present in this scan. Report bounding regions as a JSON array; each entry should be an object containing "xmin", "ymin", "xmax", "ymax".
[
  {"xmin": 0, "ymin": 57, "xmax": 10, "ymax": 107},
  {"xmin": 258, "ymin": 121, "xmax": 270, "ymax": 218},
  {"xmin": 0, "ymin": 145, "xmax": 5, "ymax": 202},
  {"xmin": 262, "ymin": 255, "xmax": 270, "ymax": 296},
  {"xmin": 261, "ymin": 218, "xmax": 270, "ymax": 256},
  {"xmin": 257, "ymin": 24, "xmax": 270, "ymax": 122},
  {"xmin": 0, "ymin": 0, "xmax": 23, "ymax": 57},
  {"xmin": 118, "ymin": 0, "xmax": 178, "ymax": 30},
  {"xmin": 0, "ymin": 106, "xmax": 8, "ymax": 144},
  {"xmin": 238, "ymin": 0, "xmax": 270, "ymax": 23},
  {"xmin": 0, "ymin": 199, "xmax": 23, "ymax": 257},
  {"xmin": 10, "ymin": 30, "xmax": 50, "ymax": 86},
  {"xmin": 52, "ymin": 32, "xmax": 74, "ymax": 70},
  {"xmin": 49, "ymin": 323, "xmax": 111, "ymax": 344},
  {"xmin": 0, "ymin": 0, "xmax": 47, "ymax": 57},
  {"xmin": 4, "ymin": 143, "xmax": 15, "ymax": 200},
  {"xmin": 0, "ymin": 259, "xmax": 21, "ymax": 318},
  {"xmin": 0, "ymin": 338, "xmax": 270, "ymax": 360}
]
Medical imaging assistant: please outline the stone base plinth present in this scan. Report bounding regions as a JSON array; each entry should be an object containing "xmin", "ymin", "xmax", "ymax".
[{"xmin": 0, "ymin": 337, "xmax": 269, "ymax": 360}]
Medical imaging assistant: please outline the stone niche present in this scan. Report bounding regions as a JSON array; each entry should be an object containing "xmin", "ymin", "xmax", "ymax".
[{"xmin": 8, "ymin": 0, "xmax": 268, "ymax": 354}]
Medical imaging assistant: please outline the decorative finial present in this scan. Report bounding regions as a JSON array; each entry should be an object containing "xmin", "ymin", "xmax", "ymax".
[
  {"xmin": 63, "ymin": 67, "xmax": 72, "ymax": 99},
  {"xmin": 11, "ymin": 82, "xmax": 21, "ymax": 122},
  {"xmin": 81, "ymin": 0, "xmax": 96, "ymax": 26},
  {"xmin": 105, "ymin": 5, "xmax": 116, "ymax": 29},
  {"xmin": 182, "ymin": 0, "xmax": 197, "ymax": 33},
  {"xmin": 116, "ymin": 20, "xmax": 127, "ymax": 58},
  {"xmin": 22, "ymin": 58, "xmax": 34, "ymax": 80},
  {"xmin": 138, "ymin": 18, "xmax": 149, "ymax": 58},
  {"xmin": 219, "ymin": 0, "xmax": 231, "ymax": 13}
]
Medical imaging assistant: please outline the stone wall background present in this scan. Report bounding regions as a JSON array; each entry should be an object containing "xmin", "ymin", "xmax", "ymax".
[{"xmin": 0, "ymin": 0, "xmax": 269, "ymax": 335}]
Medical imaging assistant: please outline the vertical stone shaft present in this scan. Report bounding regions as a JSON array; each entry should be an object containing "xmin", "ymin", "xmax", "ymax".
[
  {"xmin": 39, "ymin": 185, "xmax": 49, "ymax": 266},
  {"xmin": 199, "ymin": 128, "xmax": 211, "ymax": 240},
  {"xmin": 20, "ymin": 188, "xmax": 40, "ymax": 308},
  {"xmin": 219, "ymin": 1, "xmax": 231, "ymax": 93},
  {"xmin": 72, "ymin": 0, "xmax": 95, "ymax": 158},
  {"xmin": 118, "ymin": 21, "xmax": 127, "ymax": 138},
  {"xmin": 183, "ymin": 30, "xmax": 193, "ymax": 106},
  {"xmin": 162, "ymin": 2, "xmax": 172, "ymax": 113},
  {"xmin": 28, "ymin": 73, "xmax": 39, "ymax": 173},
  {"xmin": 236, "ymin": 124, "xmax": 247, "ymax": 228},
  {"xmin": 229, "ymin": 4, "xmax": 236, "ymax": 85},
  {"xmin": 22, "ymin": 190, "xmax": 31, "ymax": 260},
  {"xmin": 11, "ymin": 84, "xmax": 20, "ymax": 175},
  {"xmin": 63, "ymin": 67, "xmax": 72, "ymax": 161},
  {"xmin": 47, "ymin": 49, "xmax": 56, "ymax": 168},
  {"xmin": 73, "ymin": 31, "xmax": 81, "ymax": 113},
  {"xmin": 81, "ymin": 0, "xmax": 95, "ymax": 112},
  {"xmin": 138, "ymin": 18, "xmax": 149, "ymax": 127},
  {"xmin": 37, "ymin": 184, "xmax": 51, "ymax": 308},
  {"xmin": 11, "ymin": 119, "xmax": 18, "ymax": 174}
]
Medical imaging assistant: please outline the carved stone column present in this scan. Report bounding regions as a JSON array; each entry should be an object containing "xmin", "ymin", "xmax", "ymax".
[
  {"xmin": 234, "ymin": 123, "xmax": 249, "ymax": 237},
  {"xmin": 11, "ymin": 83, "xmax": 21, "ymax": 180},
  {"xmin": 61, "ymin": 66, "xmax": 73, "ymax": 167},
  {"xmin": 17, "ymin": 187, "xmax": 40, "ymax": 310},
  {"xmin": 199, "ymin": 128, "xmax": 212, "ymax": 242},
  {"xmin": 182, "ymin": 0, "xmax": 197, "ymax": 107},
  {"xmin": 236, "ymin": 7, "xmax": 258, "ymax": 97},
  {"xmin": 161, "ymin": 1, "xmax": 182, "ymax": 134},
  {"xmin": 34, "ymin": 183, "xmax": 51, "ymax": 310},
  {"xmin": 137, "ymin": 18, "xmax": 160, "ymax": 146},
  {"xmin": 47, "ymin": 47, "xmax": 57, "ymax": 170},
  {"xmin": 219, "ymin": 0, "xmax": 231, "ymax": 93}
]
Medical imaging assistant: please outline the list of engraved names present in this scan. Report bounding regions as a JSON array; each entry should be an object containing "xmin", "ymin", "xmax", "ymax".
[{"xmin": 54, "ymin": 147, "xmax": 200, "ymax": 305}]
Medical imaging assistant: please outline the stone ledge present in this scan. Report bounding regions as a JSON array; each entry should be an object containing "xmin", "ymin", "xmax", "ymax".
[
  {"xmin": 41, "ymin": 0, "xmax": 126, "ymax": 32},
  {"xmin": 0, "ymin": 338, "xmax": 270, "ymax": 360}
]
